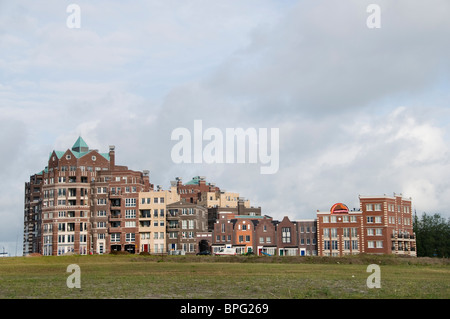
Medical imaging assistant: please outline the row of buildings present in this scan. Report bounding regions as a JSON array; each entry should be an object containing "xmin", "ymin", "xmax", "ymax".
[{"xmin": 23, "ymin": 137, "xmax": 417, "ymax": 257}]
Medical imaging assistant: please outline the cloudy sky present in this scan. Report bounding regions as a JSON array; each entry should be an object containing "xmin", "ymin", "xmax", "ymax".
[{"xmin": 1, "ymin": 0, "xmax": 449, "ymax": 255}]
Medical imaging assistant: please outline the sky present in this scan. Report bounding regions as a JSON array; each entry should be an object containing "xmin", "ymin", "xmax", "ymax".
[{"xmin": 1, "ymin": 0, "xmax": 450, "ymax": 256}]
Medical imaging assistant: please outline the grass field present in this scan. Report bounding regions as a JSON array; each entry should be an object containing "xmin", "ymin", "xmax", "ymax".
[{"xmin": 0, "ymin": 254, "xmax": 448, "ymax": 299}]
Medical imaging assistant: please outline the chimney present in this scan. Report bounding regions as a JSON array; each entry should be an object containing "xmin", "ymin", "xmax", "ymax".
[
  {"xmin": 142, "ymin": 170, "xmax": 150, "ymax": 191},
  {"xmin": 109, "ymin": 145, "xmax": 115, "ymax": 171}
]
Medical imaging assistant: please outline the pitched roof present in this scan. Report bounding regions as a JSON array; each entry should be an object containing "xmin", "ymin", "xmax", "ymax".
[
  {"xmin": 72, "ymin": 136, "xmax": 89, "ymax": 153},
  {"xmin": 49, "ymin": 137, "xmax": 110, "ymax": 161}
]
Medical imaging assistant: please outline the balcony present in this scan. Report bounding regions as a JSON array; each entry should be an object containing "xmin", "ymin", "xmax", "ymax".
[
  {"xmin": 109, "ymin": 222, "xmax": 122, "ymax": 232},
  {"xmin": 110, "ymin": 199, "xmax": 121, "ymax": 207},
  {"xmin": 167, "ymin": 221, "xmax": 179, "ymax": 230},
  {"xmin": 109, "ymin": 214, "xmax": 121, "ymax": 221}
]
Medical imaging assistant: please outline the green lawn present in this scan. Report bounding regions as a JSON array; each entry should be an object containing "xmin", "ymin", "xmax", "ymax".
[{"xmin": 0, "ymin": 254, "xmax": 448, "ymax": 299}]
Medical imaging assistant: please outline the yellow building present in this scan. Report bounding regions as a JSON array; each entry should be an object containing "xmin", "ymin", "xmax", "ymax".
[
  {"xmin": 198, "ymin": 191, "xmax": 250, "ymax": 208},
  {"xmin": 139, "ymin": 185, "xmax": 179, "ymax": 253}
]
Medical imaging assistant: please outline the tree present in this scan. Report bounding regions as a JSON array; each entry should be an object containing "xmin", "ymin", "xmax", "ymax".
[{"xmin": 413, "ymin": 212, "xmax": 450, "ymax": 257}]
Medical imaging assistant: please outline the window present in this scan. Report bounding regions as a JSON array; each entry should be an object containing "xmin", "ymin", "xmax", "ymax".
[
  {"xmin": 376, "ymin": 241, "xmax": 383, "ymax": 248},
  {"xmin": 331, "ymin": 240, "xmax": 338, "ymax": 250},
  {"xmin": 343, "ymin": 228, "xmax": 350, "ymax": 238},
  {"xmin": 324, "ymin": 240, "xmax": 330, "ymax": 250},
  {"xmin": 374, "ymin": 204, "xmax": 382, "ymax": 211},
  {"xmin": 323, "ymin": 216, "xmax": 329, "ymax": 223},
  {"xmin": 367, "ymin": 216, "xmax": 374, "ymax": 223},
  {"xmin": 344, "ymin": 240, "xmax": 350, "ymax": 250},
  {"xmin": 245, "ymin": 235, "xmax": 250, "ymax": 242},
  {"xmin": 375, "ymin": 216, "xmax": 382, "ymax": 223},
  {"xmin": 323, "ymin": 228, "xmax": 329, "ymax": 238},
  {"xmin": 125, "ymin": 221, "xmax": 136, "ymax": 227},
  {"xmin": 97, "ymin": 198, "xmax": 106, "ymax": 205},
  {"xmin": 125, "ymin": 198, "xmax": 136, "ymax": 207},
  {"xmin": 188, "ymin": 220, "xmax": 194, "ymax": 229},
  {"xmin": 367, "ymin": 228, "xmax": 374, "ymax": 236},
  {"xmin": 97, "ymin": 210, "xmax": 106, "ymax": 217},
  {"xmin": 181, "ymin": 220, "xmax": 187, "ymax": 229},
  {"xmin": 97, "ymin": 222, "xmax": 106, "ymax": 228},
  {"xmin": 125, "ymin": 210, "xmax": 136, "ymax": 218},
  {"xmin": 331, "ymin": 228, "xmax": 337, "ymax": 238},
  {"xmin": 366, "ymin": 204, "xmax": 373, "ymax": 211},
  {"xmin": 282, "ymin": 227, "xmax": 291, "ymax": 243},
  {"xmin": 111, "ymin": 233, "xmax": 120, "ymax": 242},
  {"xmin": 126, "ymin": 233, "xmax": 135, "ymax": 242}
]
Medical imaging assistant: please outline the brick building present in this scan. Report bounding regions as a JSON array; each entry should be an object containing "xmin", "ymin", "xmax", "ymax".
[
  {"xmin": 297, "ymin": 219, "xmax": 318, "ymax": 256},
  {"xmin": 212, "ymin": 213, "xmax": 276, "ymax": 255},
  {"xmin": 275, "ymin": 216, "xmax": 299, "ymax": 256},
  {"xmin": 316, "ymin": 196, "xmax": 416, "ymax": 257},
  {"xmin": 24, "ymin": 138, "xmax": 417, "ymax": 257},
  {"xmin": 175, "ymin": 176, "xmax": 220, "ymax": 204},
  {"xmin": 166, "ymin": 201, "xmax": 209, "ymax": 254},
  {"xmin": 24, "ymin": 137, "xmax": 152, "ymax": 256},
  {"xmin": 359, "ymin": 194, "xmax": 416, "ymax": 256},
  {"xmin": 317, "ymin": 203, "xmax": 364, "ymax": 257}
]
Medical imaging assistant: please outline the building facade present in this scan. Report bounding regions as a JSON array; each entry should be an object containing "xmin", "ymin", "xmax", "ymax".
[
  {"xmin": 359, "ymin": 194, "xmax": 416, "ymax": 256},
  {"xmin": 317, "ymin": 203, "xmax": 364, "ymax": 257},
  {"xmin": 316, "ymin": 196, "xmax": 417, "ymax": 257},
  {"xmin": 166, "ymin": 201, "xmax": 209, "ymax": 254},
  {"xmin": 138, "ymin": 185, "xmax": 180, "ymax": 254},
  {"xmin": 24, "ymin": 137, "xmax": 417, "ymax": 257},
  {"xmin": 24, "ymin": 138, "xmax": 152, "ymax": 256},
  {"xmin": 175, "ymin": 176, "xmax": 220, "ymax": 204}
]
